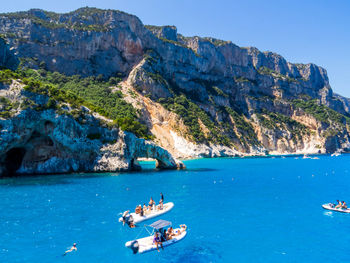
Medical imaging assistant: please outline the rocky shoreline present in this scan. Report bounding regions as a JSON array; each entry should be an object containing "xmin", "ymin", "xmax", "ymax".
[{"xmin": 0, "ymin": 80, "xmax": 184, "ymax": 177}]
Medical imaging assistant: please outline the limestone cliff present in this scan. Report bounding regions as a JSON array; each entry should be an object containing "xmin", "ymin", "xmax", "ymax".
[
  {"xmin": 0, "ymin": 7, "xmax": 349, "ymax": 163},
  {"xmin": 0, "ymin": 78, "xmax": 183, "ymax": 176}
]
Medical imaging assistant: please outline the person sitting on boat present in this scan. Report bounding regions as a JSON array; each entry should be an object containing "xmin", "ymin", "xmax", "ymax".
[
  {"xmin": 342, "ymin": 201, "xmax": 347, "ymax": 209},
  {"xmin": 179, "ymin": 224, "xmax": 187, "ymax": 233},
  {"xmin": 153, "ymin": 232, "xmax": 163, "ymax": 252},
  {"xmin": 335, "ymin": 200, "xmax": 342, "ymax": 209},
  {"xmin": 174, "ymin": 224, "xmax": 187, "ymax": 236},
  {"xmin": 140, "ymin": 205, "xmax": 144, "ymax": 216},
  {"xmin": 166, "ymin": 227, "xmax": 174, "ymax": 239},
  {"xmin": 149, "ymin": 197, "xmax": 154, "ymax": 210},
  {"xmin": 135, "ymin": 205, "xmax": 141, "ymax": 214},
  {"xmin": 158, "ymin": 200, "xmax": 164, "ymax": 210},
  {"xmin": 143, "ymin": 203, "xmax": 147, "ymax": 214}
]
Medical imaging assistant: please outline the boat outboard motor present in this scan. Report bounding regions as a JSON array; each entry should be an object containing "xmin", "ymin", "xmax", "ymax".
[{"xmin": 130, "ymin": 240, "xmax": 139, "ymax": 254}]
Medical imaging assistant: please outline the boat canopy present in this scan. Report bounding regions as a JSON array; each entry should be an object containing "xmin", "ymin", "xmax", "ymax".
[{"xmin": 149, "ymin": 219, "xmax": 172, "ymax": 230}]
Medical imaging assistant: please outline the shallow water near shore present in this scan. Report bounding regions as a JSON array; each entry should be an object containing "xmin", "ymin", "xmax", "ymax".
[{"xmin": 1, "ymin": 155, "xmax": 350, "ymax": 262}]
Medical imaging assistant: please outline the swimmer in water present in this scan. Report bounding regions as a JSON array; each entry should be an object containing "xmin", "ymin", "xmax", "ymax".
[{"xmin": 63, "ymin": 243, "xmax": 77, "ymax": 256}]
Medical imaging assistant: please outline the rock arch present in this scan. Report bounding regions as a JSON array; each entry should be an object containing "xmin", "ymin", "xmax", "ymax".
[{"xmin": 125, "ymin": 133, "xmax": 185, "ymax": 170}]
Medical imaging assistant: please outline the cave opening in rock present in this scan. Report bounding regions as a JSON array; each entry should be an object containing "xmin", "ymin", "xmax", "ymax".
[
  {"xmin": 4, "ymin": 147, "xmax": 26, "ymax": 175},
  {"xmin": 134, "ymin": 158, "xmax": 158, "ymax": 170}
]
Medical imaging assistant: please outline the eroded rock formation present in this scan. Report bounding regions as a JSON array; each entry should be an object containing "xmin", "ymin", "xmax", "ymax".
[{"xmin": 0, "ymin": 81, "xmax": 183, "ymax": 176}]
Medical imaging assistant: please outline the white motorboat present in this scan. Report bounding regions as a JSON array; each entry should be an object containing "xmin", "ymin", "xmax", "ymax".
[
  {"xmin": 322, "ymin": 203, "xmax": 350, "ymax": 213},
  {"xmin": 119, "ymin": 202, "xmax": 174, "ymax": 224},
  {"xmin": 125, "ymin": 219, "xmax": 187, "ymax": 254}
]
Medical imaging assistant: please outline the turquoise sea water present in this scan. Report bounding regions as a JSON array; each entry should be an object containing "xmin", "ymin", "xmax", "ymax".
[{"xmin": 1, "ymin": 155, "xmax": 350, "ymax": 262}]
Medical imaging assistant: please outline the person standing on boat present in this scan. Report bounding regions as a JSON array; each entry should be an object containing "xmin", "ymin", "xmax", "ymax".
[{"xmin": 159, "ymin": 193, "xmax": 164, "ymax": 210}]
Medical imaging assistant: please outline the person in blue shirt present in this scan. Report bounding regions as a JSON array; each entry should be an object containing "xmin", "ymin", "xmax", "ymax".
[{"xmin": 153, "ymin": 232, "xmax": 163, "ymax": 252}]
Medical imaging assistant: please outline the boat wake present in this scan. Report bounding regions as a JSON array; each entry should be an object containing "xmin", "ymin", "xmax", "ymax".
[{"xmin": 323, "ymin": 211, "xmax": 333, "ymax": 217}]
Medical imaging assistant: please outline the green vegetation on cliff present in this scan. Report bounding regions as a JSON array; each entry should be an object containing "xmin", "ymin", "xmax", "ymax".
[
  {"xmin": 256, "ymin": 109, "xmax": 310, "ymax": 141},
  {"xmin": 0, "ymin": 96, "xmax": 15, "ymax": 118},
  {"xmin": 291, "ymin": 99, "xmax": 350, "ymax": 138},
  {"xmin": 292, "ymin": 99, "xmax": 349, "ymax": 126},
  {"xmin": 0, "ymin": 69, "xmax": 150, "ymax": 138},
  {"xmin": 152, "ymin": 74, "xmax": 261, "ymax": 148},
  {"xmin": 202, "ymin": 37, "xmax": 231, "ymax": 47},
  {"xmin": 158, "ymin": 94, "xmax": 231, "ymax": 146},
  {"xmin": 224, "ymin": 107, "xmax": 259, "ymax": 146},
  {"xmin": 0, "ymin": 69, "xmax": 17, "ymax": 84},
  {"xmin": 258, "ymin": 66, "xmax": 298, "ymax": 83}
]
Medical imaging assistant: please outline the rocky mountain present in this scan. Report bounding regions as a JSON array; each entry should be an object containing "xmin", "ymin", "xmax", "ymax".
[{"xmin": 0, "ymin": 7, "xmax": 349, "ymax": 175}]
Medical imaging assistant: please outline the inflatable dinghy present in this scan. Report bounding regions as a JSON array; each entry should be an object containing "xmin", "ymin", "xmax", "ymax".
[
  {"xmin": 322, "ymin": 203, "xmax": 350, "ymax": 213},
  {"xmin": 125, "ymin": 219, "xmax": 187, "ymax": 254},
  {"xmin": 119, "ymin": 202, "xmax": 174, "ymax": 224}
]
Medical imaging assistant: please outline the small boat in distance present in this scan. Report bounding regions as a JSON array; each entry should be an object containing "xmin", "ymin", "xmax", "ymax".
[
  {"xmin": 322, "ymin": 203, "xmax": 350, "ymax": 213},
  {"xmin": 119, "ymin": 202, "xmax": 174, "ymax": 224},
  {"xmin": 125, "ymin": 219, "xmax": 187, "ymax": 254},
  {"xmin": 331, "ymin": 152, "xmax": 341, "ymax": 157},
  {"xmin": 303, "ymin": 155, "xmax": 311, "ymax": 159}
]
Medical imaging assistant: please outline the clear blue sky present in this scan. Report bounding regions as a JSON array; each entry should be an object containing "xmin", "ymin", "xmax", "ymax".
[{"xmin": 1, "ymin": 0, "xmax": 349, "ymax": 96}]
